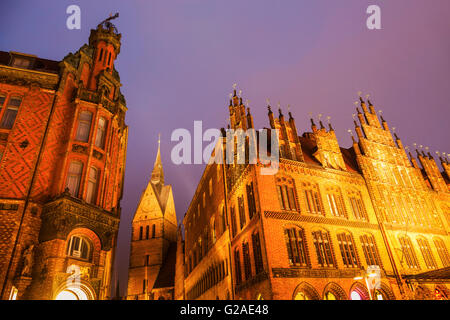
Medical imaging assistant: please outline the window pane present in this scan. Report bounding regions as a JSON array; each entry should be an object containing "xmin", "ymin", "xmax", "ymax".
[
  {"xmin": 95, "ymin": 117, "xmax": 107, "ymax": 148},
  {"xmin": 86, "ymin": 167, "xmax": 99, "ymax": 204},
  {"xmin": 76, "ymin": 111, "xmax": 93, "ymax": 142},
  {"xmin": 66, "ymin": 162, "xmax": 83, "ymax": 196},
  {"xmin": 0, "ymin": 108, "xmax": 18, "ymax": 129}
]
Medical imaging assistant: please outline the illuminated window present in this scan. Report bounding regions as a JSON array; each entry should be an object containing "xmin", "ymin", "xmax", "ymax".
[
  {"xmin": 234, "ymin": 248, "xmax": 242, "ymax": 286},
  {"xmin": 326, "ymin": 187, "xmax": 347, "ymax": 218},
  {"xmin": 350, "ymin": 291, "xmax": 362, "ymax": 300},
  {"xmin": 303, "ymin": 183, "xmax": 323, "ymax": 215},
  {"xmin": 398, "ymin": 236, "xmax": 420, "ymax": 270},
  {"xmin": 284, "ymin": 228, "xmax": 308, "ymax": 267},
  {"xmin": 434, "ymin": 238, "xmax": 450, "ymax": 267},
  {"xmin": 242, "ymin": 241, "xmax": 252, "ymax": 281},
  {"xmin": 246, "ymin": 182, "xmax": 257, "ymax": 219},
  {"xmin": 238, "ymin": 196, "xmax": 246, "ymax": 229},
  {"xmin": 66, "ymin": 161, "xmax": 83, "ymax": 197},
  {"xmin": 75, "ymin": 111, "xmax": 93, "ymax": 142},
  {"xmin": 417, "ymin": 238, "xmax": 437, "ymax": 269},
  {"xmin": 252, "ymin": 232, "xmax": 264, "ymax": 274},
  {"xmin": 312, "ymin": 230, "xmax": 335, "ymax": 267},
  {"xmin": 360, "ymin": 234, "xmax": 382, "ymax": 267},
  {"xmin": 0, "ymin": 97, "xmax": 21, "ymax": 129},
  {"xmin": 9, "ymin": 286, "xmax": 18, "ymax": 300},
  {"xmin": 348, "ymin": 191, "xmax": 367, "ymax": 220},
  {"xmin": 95, "ymin": 117, "xmax": 107, "ymax": 149},
  {"xmin": 86, "ymin": 167, "xmax": 99, "ymax": 204},
  {"xmin": 11, "ymin": 57, "xmax": 31, "ymax": 69},
  {"xmin": 337, "ymin": 232, "xmax": 359, "ymax": 268},
  {"xmin": 209, "ymin": 178, "xmax": 212, "ymax": 196},
  {"xmin": 67, "ymin": 235, "xmax": 91, "ymax": 261},
  {"xmin": 276, "ymin": 178, "xmax": 299, "ymax": 212}
]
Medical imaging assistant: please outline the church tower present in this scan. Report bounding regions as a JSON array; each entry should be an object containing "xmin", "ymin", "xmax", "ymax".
[{"xmin": 127, "ymin": 138, "xmax": 178, "ymax": 300}]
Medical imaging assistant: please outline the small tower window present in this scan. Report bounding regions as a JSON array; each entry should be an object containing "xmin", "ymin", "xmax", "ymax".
[
  {"xmin": 139, "ymin": 226, "xmax": 143, "ymax": 240},
  {"xmin": 75, "ymin": 111, "xmax": 93, "ymax": 142},
  {"xmin": 95, "ymin": 117, "xmax": 107, "ymax": 149},
  {"xmin": 145, "ymin": 225, "xmax": 149, "ymax": 240},
  {"xmin": 86, "ymin": 167, "xmax": 99, "ymax": 204},
  {"xmin": 67, "ymin": 235, "xmax": 91, "ymax": 261},
  {"xmin": 152, "ymin": 225, "xmax": 156, "ymax": 238},
  {"xmin": 66, "ymin": 161, "xmax": 83, "ymax": 197},
  {"xmin": 98, "ymin": 49, "xmax": 104, "ymax": 62}
]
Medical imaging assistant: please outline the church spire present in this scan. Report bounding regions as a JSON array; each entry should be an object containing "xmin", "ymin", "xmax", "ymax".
[{"xmin": 151, "ymin": 134, "xmax": 164, "ymax": 190}]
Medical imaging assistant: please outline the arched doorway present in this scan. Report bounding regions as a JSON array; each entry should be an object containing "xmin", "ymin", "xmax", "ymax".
[
  {"xmin": 322, "ymin": 282, "xmax": 347, "ymax": 300},
  {"xmin": 54, "ymin": 282, "xmax": 95, "ymax": 300},
  {"xmin": 292, "ymin": 282, "xmax": 321, "ymax": 300},
  {"xmin": 349, "ymin": 282, "xmax": 370, "ymax": 300}
]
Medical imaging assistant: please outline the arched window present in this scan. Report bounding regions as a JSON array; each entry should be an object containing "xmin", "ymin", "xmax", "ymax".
[
  {"xmin": 86, "ymin": 167, "xmax": 99, "ymax": 204},
  {"xmin": 284, "ymin": 227, "xmax": 308, "ymax": 267},
  {"xmin": 276, "ymin": 177, "xmax": 299, "ymax": 212},
  {"xmin": 66, "ymin": 161, "xmax": 83, "ymax": 197},
  {"xmin": 139, "ymin": 226, "xmax": 143, "ymax": 240},
  {"xmin": 0, "ymin": 97, "xmax": 21, "ymax": 129},
  {"xmin": 302, "ymin": 182, "xmax": 323, "ymax": 215},
  {"xmin": 98, "ymin": 49, "xmax": 104, "ymax": 61},
  {"xmin": 95, "ymin": 117, "xmax": 107, "ymax": 149},
  {"xmin": 252, "ymin": 232, "xmax": 264, "ymax": 274},
  {"xmin": 234, "ymin": 248, "xmax": 242, "ymax": 286},
  {"xmin": 152, "ymin": 224, "xmax": 156, "ymax": 238},
  {"xmin": 360, "ymin": 234, "xmax": 382, "ymax": 267},
  {"xmin": 417, "ymin": 238, "xmax": 437, "ymax": 269},
  {"xmin": 238, "ymin": 195, "xmax": 246, "ymax": 229},
  {"xmin": 312, "ymin": 230, "xmax": 335, "ymax": 267},
  {"xmin": 145, "ymin": 225, "xmax": 149, "ymax": 240},
  {"xmin": 246, "ymin": 182, "xmax": 257, "ymax": 219},
  {"xmin": 337, "ymin": 232, "xmax": 359, "ymax": 268},
  {"xmin": 67, "ymin": 235, "xmax": 91, "ymax": 261},
  {"xmin": 242, "ymin": 241, "xmax": 252, "ymax": 281},
  {"xmin": 325, "ymin": 186, "xmax": 347, "ymax": 218},
  {"xmin": 434, "ymin": 238, "xmax": 450, "ymax": 267},
  {"xmin": 75, "ymin": 111, "xmax": 93, "ymax": 142},
  {"xmin": 348, "ymin": 190, "xmax": 367, "ymax": 220},
  {"xmin": 398, "ymin": 235, "xmax": 420, "ymax": 270}
]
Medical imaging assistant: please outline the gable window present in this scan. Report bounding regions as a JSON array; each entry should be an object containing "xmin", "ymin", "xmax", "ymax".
[
  {"xmin": 246, "ymin": 182, "xmax": 257, "ymax": 219},
  {"xmin": 85, "ymin": 167, "xmax": 99, "ymax": 204},
  {"xmin": 95, "ymin": 117, "xmax": 107, "ymax": 149},
  {"xmin": 284, "ymin": 228, "xmax": 308, "ymax": 267},
  {"xmin": 337, "ymin": 232, "xmax": 359, "ymax": 268},
  {"xmin": 417, "ymin": 238, "xmax": 437, "ymax": 269},
  {"xmin": 66, "ymin": 161, "xmax": 83, "ymax": 197},
  {"xmin": 399, "ymin": 236, "xmax": 420, "ymax": 270},
  {"xmin": 75, "ymin": 111, "xmax": 93, "ymax": 142},
  {"xmin": 312, "ymin": 230, "xmax": 335, "ymax": 268},
  {"xmin": 326, "ymin": 187, "xmax": 347, "ymax": 218},
  {"xmin": 360, "ymin": 234, "xmax": 382, "ymax": 267},
  {"xmin": 276, "ymin": 177, "xmax": 298, "ymax": 212},
  {"xmin": 434, "ymin": 238, "xmax": 450, "ymax": 267},
  {"xmin": 0, "ymin": 97, "xmax": 21, "ymax": 129},
  {"xmin": 303, "ymin": 182, "xmax": 323, "ymax": 215},
  {"xmin": 67, "ymin": 235, "xmax": 91, "ymax": 261}
]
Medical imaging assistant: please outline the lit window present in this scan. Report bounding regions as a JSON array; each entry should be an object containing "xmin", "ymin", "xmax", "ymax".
[
  {"xmin": 326, "ymin": 187, "xmax": 347, "ymax": 218},
  {"xmin": 348, "ymin": 191, "xmax": 368, "ymax": 220},
  {"xmin": 337, "ymin": 232, "xmax": 359, "ymax": 268},
  {"xmin": 86, "ymin": 167, "xmax": 99, "ymax": 204},
  {"xmin": 95, "ymin": 117, "xmax": 107, "ymax": 149},
  {"xmin": 284, "ymin": 228, "xmax": 308, "ymax": 267},
  {"xmin": 0, "ymin": 97, "xmax": 21, "ymax": 129},
  {"xmin": 312, "ymin": 230, "xmax": 335, "ymax": 267},
  {"xmin": 417, "ymin": 238, "xmax": 437, "ymax": 269},
  {"xmin": 350, "ymin": 291, "xmax": 362, "ymax": 300},
  {"xmin": 434, "ymin": 238, "xmax": 450, "ymax": 267},
  {"xmin": 303, "ymin": 183, "xmax": 323, "ymax": 215},
  {"xmin": 399, "ymin": 236, "xmax": 420, "ymax": 269},
  {"xmin": 75, "ymin": 111, "xmax": 93, "ymax": 142},
  {"xmin": 9, "ymin": 286, "xmax": 18, "ymax": 300},
  {"xmin": 67, "ymin": 235, "xmax": 91, "ymax": 260},
  {"xmin": 66, "ymin": 161, "xmax": 83, "ymax": 197},
  {"xmin": 276, "ymin": 178, "xmax": 299, "ymax": 212},
  {"xmin": 11, "ymin": 57, "xmax": 31, "ymax": 69},
  {"xmin": 360, "ymin": 234, "xmax": 382, "ymax": 267}
]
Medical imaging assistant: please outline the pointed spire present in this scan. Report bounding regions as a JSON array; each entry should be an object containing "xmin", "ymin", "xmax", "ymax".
[
  {"xmin": 151, "ymin": 134, "xmax": 164, "ymax": 187},
  {"xmin": 268, "ymin": 105, "xmax": 273, "ymax": 115}
]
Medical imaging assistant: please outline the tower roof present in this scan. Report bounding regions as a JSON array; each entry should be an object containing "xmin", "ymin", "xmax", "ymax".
[{"xmin": 151, "ymin": 135, "xmax": 164, "ymax": 188}]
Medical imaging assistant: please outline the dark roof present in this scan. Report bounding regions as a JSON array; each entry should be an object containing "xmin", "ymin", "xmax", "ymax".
[
  {"xmin": 153, "ymin": 242, "xmax": 177, "ymax": 289},
  {"xmin": 0, "ymin": 51, "xmax": 59, "ymax": 73},
  {"xmin": 403, "ymin": 267, "xmax": 450, "ymax": 281},
  {"xmin": 340, "ymin": 146, "xmax": 360, "ymax": 173}
]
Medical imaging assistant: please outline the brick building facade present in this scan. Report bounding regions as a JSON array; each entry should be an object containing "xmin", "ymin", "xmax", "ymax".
[
  {"xmin": 0, "ymin": 17, "xmax": 128, "ymax": 300},
  {"xmin": 178, "ymin": 90, "xmax": 450, "ymax": 300}
]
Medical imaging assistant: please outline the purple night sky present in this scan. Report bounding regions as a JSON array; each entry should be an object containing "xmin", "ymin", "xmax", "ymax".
[{"xmin": 1, "ymin": 0, "xmax": 449, "ymax": 295}]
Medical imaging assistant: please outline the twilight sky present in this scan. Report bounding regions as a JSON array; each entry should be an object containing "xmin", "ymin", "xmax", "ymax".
[{"xmin": 1, "ymin": 0, "xmax": 449, "ymax": 295}]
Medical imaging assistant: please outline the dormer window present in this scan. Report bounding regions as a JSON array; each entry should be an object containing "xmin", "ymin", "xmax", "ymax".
[{"xmin": 11, "ymin": 56, "xmax": 32, "ymax": 69}]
